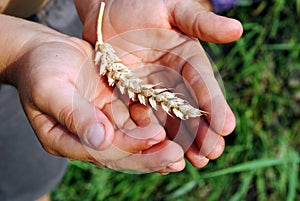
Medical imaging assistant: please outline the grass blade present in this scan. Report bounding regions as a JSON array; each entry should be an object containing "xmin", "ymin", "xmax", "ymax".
[
  {"xmin": 199, "ymin": 157, "xmax": 300, "ymax": 179},
  {"xmin": 287, "ymin": 151, "xmax": 299, "ymax": 201}
]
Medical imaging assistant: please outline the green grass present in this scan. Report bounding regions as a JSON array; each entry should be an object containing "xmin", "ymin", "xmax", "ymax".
[{"xmin": 52, "ymin": 0, "xmax": 300, "ymax": 200}]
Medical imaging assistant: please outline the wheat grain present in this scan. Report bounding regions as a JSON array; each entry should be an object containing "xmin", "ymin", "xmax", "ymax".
[{"xmin": 94, "ymin": 1, "xmax": 206, "ymax": 120}]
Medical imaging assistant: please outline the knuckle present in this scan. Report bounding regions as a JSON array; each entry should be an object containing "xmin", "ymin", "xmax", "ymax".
[
  {"xmin": 206, "ymin": 136, "xmax": 225, "ymax": 159},
  {"xmin": 42, "ymin": 143, "xmax": 60, "ymax": 157},
  {"xmin": 58, "ymin": 105, "xmax": 77, "ymax": 134}
]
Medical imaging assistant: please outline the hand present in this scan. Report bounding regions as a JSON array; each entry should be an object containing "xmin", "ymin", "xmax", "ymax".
[
  {"xmin": 7, "ymin": 25, "xmax": 185, "ymax": 173},
  {"xmin": 76, "ymin": 0, "xmax": 243, "ymax": 168}
]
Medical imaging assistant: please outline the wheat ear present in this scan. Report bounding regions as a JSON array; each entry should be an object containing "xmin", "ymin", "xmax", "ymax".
[{"xmin": 94, "ymin": 1, "xmax": 206, "ymax": 120}]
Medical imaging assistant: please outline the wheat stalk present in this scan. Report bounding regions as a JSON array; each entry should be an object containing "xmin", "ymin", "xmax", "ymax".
[{"xmin": 94, "ymin": 1, "xmax": 206, "ymax": 120}]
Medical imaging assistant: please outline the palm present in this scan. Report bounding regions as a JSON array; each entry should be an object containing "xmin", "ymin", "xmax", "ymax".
[{"xmin": 105, "ymin": 28, "xmax": 209, "ymax": 156}]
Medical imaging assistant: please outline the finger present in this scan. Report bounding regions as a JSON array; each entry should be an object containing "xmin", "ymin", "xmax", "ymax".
[
  {"xmin": 100, "ymin": 97, "xmax": 136, "ymax": 130},
  {"xmin": 181, "ymin": 55, "xmax": 236, "ymax": 136},
  {"xmin": 85, "ymin": 125, "xmax": 167, "ymax": 164},
  {"xmin": 84, "ymin": 125, "xmax": 168, "ymax": 169},
  {"xmin": 156, "ymin": 48, "xmax": 236, "ymax": 136},
  {"xmin": 195, "ymin": 117, "xmax": 226, "ymax": 159},
  {"xmin": 27, "ymin": 110, "xmax": 95, "ymax": 163},
  {"xmin": 100, "ymin": 97, "xmax": 166, "ymax": 152},
  {"xmin": 109, "ymin": 124, "xmax": 167, "ymax": 158},
  {"xmin": 103, "ymin": 140, "xmax": 185, "ymax": 173},
  {"xmin": 172, "ymin": 81, "xmax": 227, "ymax": 159},
  {"xmin": 185, "ymin": 143, "xmax": 210, "ymax": 168},
  {"xmin": 161, "ymin": 102, "xmax": 214, "ymax": 165},
  {"xmin": 167, "ymin": 0, "xmax": 243, "ymax": 43},
  {"xmin": 164, "ymin": 115, "xmax": 195, "ymax": 151},
  {"xmin": 129, "ymin": 102, "xmax": 160, "ymax": 127}
]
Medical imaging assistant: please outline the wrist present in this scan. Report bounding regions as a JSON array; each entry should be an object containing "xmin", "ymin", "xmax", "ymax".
[
  {"xmin": 0, "ymin": 14, "xmax": 37, "ymax": 84},
  {"xmin": 0, "ymin": 14, "xmax": 64, "ymax": 85}
]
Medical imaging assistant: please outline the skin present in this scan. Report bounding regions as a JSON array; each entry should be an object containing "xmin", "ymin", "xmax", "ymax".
[
  {"xmin": 75, "ymin": 0, "xmax": 243, "ymax": 168},
  {"xmin": 0, "ymin": 14, "xmax": 184, "ymax": 173},
  {"xmin": 0, "ymin": 0, "xmax": 243, "ymax": 174}
]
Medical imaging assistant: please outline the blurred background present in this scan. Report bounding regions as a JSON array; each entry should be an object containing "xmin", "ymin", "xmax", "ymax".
[{"xmin": 52, "ymin": 0, "xmax": 300, "ymax": 200}]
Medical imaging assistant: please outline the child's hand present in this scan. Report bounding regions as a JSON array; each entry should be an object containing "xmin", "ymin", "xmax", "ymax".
[{"xmin": 5, "ymin": 20, "xmax": 185, "ymax": 173}]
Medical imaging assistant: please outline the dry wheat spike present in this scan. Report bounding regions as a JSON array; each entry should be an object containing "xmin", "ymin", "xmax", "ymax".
[{"xmin": 94, "ymin": 1, "xmax": 206, "ymax": 120}]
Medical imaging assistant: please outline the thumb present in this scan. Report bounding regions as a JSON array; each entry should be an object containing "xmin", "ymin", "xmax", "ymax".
[
  {"xmin": 34, "ymin": 82, "xmax": 115, "ymax": 151},
  {"xmin": 168, "ymin": 0, "xmax": 243, "ymax": 43},
  {"xmin": 72, "ymin": 90, "xmax": 115, "ymax": 151},
  {"xmin": 22, "ymin": 92, "xmax": 114, "ymax": 164}
]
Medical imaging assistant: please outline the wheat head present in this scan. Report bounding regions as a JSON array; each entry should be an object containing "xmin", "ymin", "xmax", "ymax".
[{"xmin": 94, "ymin": 2, "xmax": 207, "ymax": 120}]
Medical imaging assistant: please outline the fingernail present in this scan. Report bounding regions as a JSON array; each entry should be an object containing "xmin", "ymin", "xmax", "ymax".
[
  {"xmin": 167, "ymin": 160, "xmax": 185, "ymax": 172},
  {"xmin": 147, "ymin": 139, "xmax": 161, "ymax": 146},
  {"xmin": 87, "ymin": 124, "xmax": 105, "ymax": 150}
]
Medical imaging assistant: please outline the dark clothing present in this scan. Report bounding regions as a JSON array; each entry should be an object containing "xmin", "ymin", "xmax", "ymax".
[
  {"xmin": 0, "ymin": 0, "xmax": 83, "ymax": 200},
  {"xmin": 0, "ymin": 85, "xmax": 68, "ymax": 201}
]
